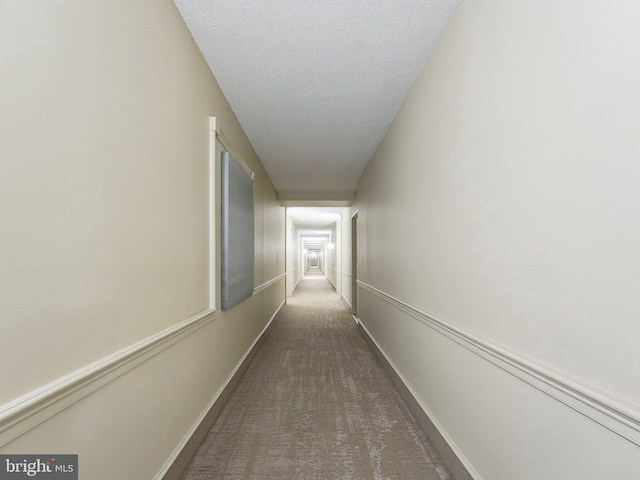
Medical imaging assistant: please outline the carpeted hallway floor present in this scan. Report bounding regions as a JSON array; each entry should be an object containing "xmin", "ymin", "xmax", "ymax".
[{"xmin": 181, "ymin": 268, "xmax": 451, "ymax": 479}]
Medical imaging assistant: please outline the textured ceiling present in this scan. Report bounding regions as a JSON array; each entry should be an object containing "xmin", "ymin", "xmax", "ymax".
[{"xmin": 174, "ymin": 0, "xmax": 459, "ymax": 199}]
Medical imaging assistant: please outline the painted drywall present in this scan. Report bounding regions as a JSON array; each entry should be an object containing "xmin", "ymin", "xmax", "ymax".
[
  {"xmin": 0, "ymin": 1, "xmax": 285, "ymax": 479},
  {"xmin": 325, "ymin": 222, "xmax": 338, "ymax": 289},
  {"xmin": 285, "ymin": 215, "xmax": 304, "ymax": 298},
  {"xmin": 353, "ymin": 0, "xmax": 640, "ymax": 478},
  {"xmin": 339, "ymin": 208, "xmax": 353, "ymax": 310},
  {"xmin": 335, "ymin": 214, "xmax": 343, "ymax": 296}
]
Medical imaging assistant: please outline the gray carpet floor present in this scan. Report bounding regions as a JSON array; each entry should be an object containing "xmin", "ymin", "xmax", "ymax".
[{"xmin": 181, "ymin": 268, "xmax": 451, "ymax": 479}]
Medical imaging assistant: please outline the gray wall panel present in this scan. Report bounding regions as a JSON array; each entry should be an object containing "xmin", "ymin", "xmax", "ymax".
[{"xmin": 221, "ymin": 152, "xmax": 254, "ymax": 310}]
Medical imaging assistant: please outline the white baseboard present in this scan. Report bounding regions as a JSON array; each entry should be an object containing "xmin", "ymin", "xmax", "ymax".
[
  {"xmin": 357, "ymin": 280, "xmax": 640, "ymax": 448},
  {"xmin": 357, "ymin": 319, "xmax": 480, "ymax": 480},
  {"xmin": 157, "ymin": 298, "xmax": 286, "ymax": 480}
]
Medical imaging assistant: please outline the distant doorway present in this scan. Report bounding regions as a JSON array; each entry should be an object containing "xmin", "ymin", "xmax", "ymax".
[{"xmin": 309, "ymin": 250, "xmax": 319, "ymax": 267}]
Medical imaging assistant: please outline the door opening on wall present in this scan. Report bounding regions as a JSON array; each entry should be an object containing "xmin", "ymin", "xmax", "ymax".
[{"xmin": 309, "ymin": 250, "xmax": 320, "ymax": 267}]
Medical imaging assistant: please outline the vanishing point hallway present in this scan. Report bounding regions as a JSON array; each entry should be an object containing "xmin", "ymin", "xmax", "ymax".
[{"xmin": 181, "ymin": 269, "xmax": 451, "ymax": 479}]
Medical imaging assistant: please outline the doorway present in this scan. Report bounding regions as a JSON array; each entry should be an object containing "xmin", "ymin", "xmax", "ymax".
[{"xmin": 309, "ymin": 250, "xmax": 320, "ymax": 268}]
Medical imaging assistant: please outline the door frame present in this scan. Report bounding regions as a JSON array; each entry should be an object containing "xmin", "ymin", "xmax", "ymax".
[{"xmin": 351, "ymin": 211, "xmax": 358, "ymax": 317}]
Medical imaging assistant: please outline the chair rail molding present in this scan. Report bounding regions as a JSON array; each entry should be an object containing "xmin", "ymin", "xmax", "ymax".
[
  {"xmin": 357, "ymin": 280, "xmax": 640, "ymax": 448},
  {"xmin": 0, "ymin": 309, "xmax": 216, "ymax": 447},
  {"xmin": 253, "ymin": 273, "xmax": 286, "ymax": 296}
]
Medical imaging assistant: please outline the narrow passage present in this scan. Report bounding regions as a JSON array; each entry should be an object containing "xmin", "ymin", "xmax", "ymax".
[{"xmin": 181, "ymin": 268, "xmax": 451, "ymax": 479}]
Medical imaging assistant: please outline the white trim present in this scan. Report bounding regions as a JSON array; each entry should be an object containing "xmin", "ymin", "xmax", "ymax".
[
  {"xmin": 154, "ymin": 299, "xmax": 286, "ymax": 479},
  {"xmin": 357, "ymin": 280, "xmax": 640, "ymax": 448},
  {"xmin": 253, "ymin": 273, "xmax": 286, "ymax": 295},
  {"xmin": 215, "ymin": 127, "xmax": 255, "ymax": 181},
  {"xmin": 209, "ymin": 117, "xmax": 217, "ymax": 309},
  {"xmin": 0, "ymin": 309, "xmax": 216, "ymax": 447},
  {"xmin": 357, "ymin": 319, "xmax": 482, "ymax": 480}
]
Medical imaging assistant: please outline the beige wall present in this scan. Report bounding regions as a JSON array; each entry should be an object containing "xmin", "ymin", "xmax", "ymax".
[
  {"xmin": 354, "ymin": 0, "xmax": 640, "ymax": 478},
  {"xmin": 0, "ymin": 2, "xmax": 285, "ymax": 479},
  {"xmin": 285, "ymin": 215, "xmax": 303, "ymax": 297},
  {"xmin": 325, "ymin": 222, "xmax": 338, "ymax": 289},
  {"xmin": 339, "ymin": 208, "xmax": 353, "ymax": 310}
]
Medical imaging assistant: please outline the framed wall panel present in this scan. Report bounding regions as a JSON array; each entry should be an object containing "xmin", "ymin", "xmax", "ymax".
[{"xmin": 221, "ymin": 151, "xmax": 254, "ymax": 310}]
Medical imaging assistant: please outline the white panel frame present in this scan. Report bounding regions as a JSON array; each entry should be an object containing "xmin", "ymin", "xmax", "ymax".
[{"xmin": 209, "ymin": 117, "xmax": 217, "ymax": 309}]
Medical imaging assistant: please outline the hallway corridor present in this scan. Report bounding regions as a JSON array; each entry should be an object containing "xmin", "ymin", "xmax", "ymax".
[{"xmin": 181, "ymin": 270, "xmax": 451, "ymax": 479}]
